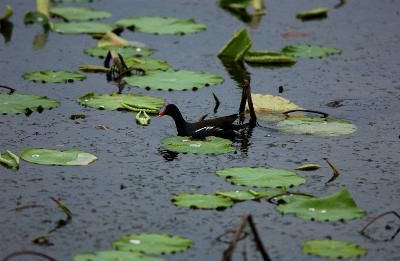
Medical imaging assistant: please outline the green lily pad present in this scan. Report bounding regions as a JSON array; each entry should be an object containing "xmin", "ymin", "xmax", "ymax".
[
  {"xmin": 161, "ymin": 136, "xmax": 235, "ymax": 155},
  {"xmin": 302, "ymin": 240, "xmax": 367, "ymax": 258},
  {"xmin": 281, "ymin": 44, "xmax": 341, "ymax": 58},
  {"xmin": 217, "ymin": 28, "xmax": 252, "ymax": 61},
  {"xmin": 125, "ymin": 57, "xmax": 171, "ymax": 72},
  {"xmin": 244, "ymin": 51, "xmax": 296, "ymax": 65},
  {"xmin": 20, "ymin": 148, "xmax": 97, "ymax": 166},
  {"xmin": 52, "ymin": 22, "xmax": 115, "ymax": 34},
  {"xmin": 297, "ymin": 8, "xmax": 328, "ymax": 20},
  {"xmin": 171, "ymin": 193, "xmax": 234, "ymax": 209},
  {"xmin": 0, "ymin": 93, "xmax": 59, "ymax": 115},
  {"xmin": 115, "ymin": 16, "xmax": 206, "ymax": 35},
  {"xmin": 113, "ymin": 233, "xmax": 193, "ymax": 254},
  {"xmin": 50, "ymin": 7, "xmax": 111, "ymax": 21},
  {"xmin": 216, "ymin": 189, "xmax": 282, "ymax": 201},
  {"xmin": 276, "ymin": 117, "xmax": 357, "ymax": 136},
  {"xmin": 0, "ymin": 150, "xmax": 19, "ymax": 169},
  {"xmin": 74, "ymin": 250, "xmax": 164, "ymax": 261},
  {"xmin": 23, "ymin": 70, "xmax": 85, "ymax": 83},
  {"xmin": 84, "ymin": 46, "xmax": 153, "ymax": 59},
  {"xmin": 296, "ymin": 164, "xmax": 321, "ymax": 171},
  {"xmin": 24, "ymin": 11, "xmax": 50, "ymax": 29},
  {"xmin": 124, "ymin": 70, "xmax": 224, "ymax": 91},
  {"xmin": 276, "ymin": 188, "xmax": 366, "ymax": 221},
  {"xmin": 217, "ymin": 167, "xmax": 305, "ymax": 188},
  {"xmin": 77, "ymin": 92, "xmax": 164, "ymax": 114}
]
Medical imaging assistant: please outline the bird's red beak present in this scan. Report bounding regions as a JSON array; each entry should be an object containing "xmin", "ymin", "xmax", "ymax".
[{"xmin": 159, "ymin": 105, "xmax": 167, "ymax": 117}]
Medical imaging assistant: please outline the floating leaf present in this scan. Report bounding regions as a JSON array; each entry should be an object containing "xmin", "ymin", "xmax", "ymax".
[
  {"xmin": 276, "ymin": 117, "xmax": 357, "ymax": 136},
  {"xmin": 97, "ymin": 31, "xmax": 146, "ymax": 48},
  {"xmin": 297, "ymin": 8, "xmax": 328, "ymax": 20},
  {"xmin": 0, "ymin": 5, "xmax": 13, "ymax": 22},
  {"xmin": 84, "ymin": 46, "xmax": 152, "ymax": 59},
  {"xmin": 0, "ymin": 150, "xmax": 19, "ymax": 169},
  {"xmin": 244, "ymin": 51, "xmax": 296, "ymax": 65},
  {"xmin": 77, "ymin": 93, "xmax": 164, "ymax": 114},
  {"xmin": 302, "ymin": 240, "xmax": 367, "ymax": 258},
  {"xmin": 217, "ymin": 28, "xmax": 252, "ymax": 61},
  {"xmin": 20, "ymin": 148, "xmax": 97, "ymax": 166},
  {"xmin": 124, "ymin": 57, "xmax": 171, "ymax": 72},
  {"xmin": 161, "ymin": 136, "xmax": 235, "ymax": 155},
  {"xmin": 276, "ymin": 189, "xmax": 366, "ymax": 221},
  {"xmin": 52, "ymin": 22, "xmax": 115, "ymax": 34},
  {"xmin": 50, "ymin": 7, "xmax": 111, "ymax": 21},
  {"xmin": 216, "ymin": 189, "xmax": 281, "ymax": 201},
  {"xmin": 296, "ymin": 164, "xmax": 321, "ymax": 171},
  {"xmin": 116, "ymin": 16, "xmax": 206, "ymax": 35},
  {"xmin": 113, "ymin": 233, "xmax": 193, "ymax": 254},
  {"xmin": 217, "ymin": 167, "xmax": 305, "ymax": 188},
  {"xmin": 74, "ymin": 250, "xmax": 164, "ymax": 261},
  {"xmin": 23, "ymin": 70, "xmax": 85, "ymax": 83},
  {"xmin": 0, "ymin": 93, "xmax": 59, "ymax": 115},
  {"xmin": 281, "ymin": 44, "xmax": 341, "ymax": 58},
  {"xmin": 171, "ymin": 193, "xmax": 234, "ymax": 209},
  {"xmin": 124, "ymin": 70, "xmax": 224, "ymax": 91}
]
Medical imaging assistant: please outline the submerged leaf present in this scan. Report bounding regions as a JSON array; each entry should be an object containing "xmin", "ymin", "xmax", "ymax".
[
  {"xmin": 281, "ymin": 44, "xmax": 341, "ymax": 58},
  {"xmin": 50, "ymin": 6, "xmax": 111, "ymax": 21},
  {"xmin": 302, "ymin": 240, "xmax": 367, "ymax": 258},
  {"xmin": 74, "ymin": 250, "xmax": 164, "ymax": 261},
  {"xmin": 217, "ymin": 28, "xmax": 252, "ymax": 61},
  {"xmin": 216, "ymin": 189, "xmax": 282, "ymax": 201},
  {"xmin": 20, "ymin": 148, "xmax": 97, "ymax": 166},
  {"xmin": 161, "ymin": 136, "xmax": 235, "ymax": 155},
  {"xmin": 116, "ymin": 16, "xmax": 206, "ymax": 35},
  {"xmin": 52, "ymin": 22, "xmax": 115, "ymax": 34},
  {"xmin": 296, "ymin": 164, "xmax": 321, "ymax": 171},
  {"xmin": 244, "ymin": 50, "xmax": 296, "ymax": 65},
  {"xmin": 217, "ymin": 167, "xmax": 305, "ymax": 188},
  {"xmin": 113, "ymin": 233, "xmax": 192, "ymax": 254},
  {"xmin": 23, "ymin": 70, "xmax": 85, "ymax": 83},
  {"xmin": 0, "ymin": 93, "xmax": 59, "ymax": 115},
  {"xmin": 171, "ymin": 193, "xmax": 234, "ymax": 209},
  {"xmin": 84, "ymin": 46, "xmax": 152, "ymax": 59},
  {"xmin": 297, "ymin": 8, "xmax": 328, "ymax": 20},
  {"xmin": 124, "ymin": 70, "xmax": 224, "ymax": 91},
  {"xmin": 276, "ymin": 188, "xmax": 366, "ymax": 221},
  {"xmin": 0, "ymin": 150, "xmax": 19, "ymax": 169}
]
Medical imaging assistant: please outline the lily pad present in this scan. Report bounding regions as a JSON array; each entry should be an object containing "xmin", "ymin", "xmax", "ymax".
[
  {"xmin": 244, "ymin": 51, "xmax": 296, "ymax": 65},
  {"xmin": 0, "ymin": 150, "xmax": 19, "ymax": 169},
  {"xmin": 52, "ymin": 22, "xmax": 115, "ymax": 34},
  {"xmin": 217, "ymin": 167, "xmax": 305, "ymax": 188},
  {"xmin": 296, "ymin": 164, "xmax": 321, "ymax": 171},
  {"xmin": 297, "ymin": 8, "xmax": 328, "ymax": 20},
  {"xmin": 302, "ymin": 240, "xmax": 367, "ymax": 258},
  {"xmin": 171, "ymin": 193, "xmax": 234, "ymax": 209},
  {"xmin": 84, "ymin": 46, "xmax": 152, "ymax": 59},
  {"xmin": 20, "ymin": 148, "xmax": 97, "ymax": 166},
  {"xmin": 97, "ymin": 31, "xmax": 146, "ymax": 48},
  {"xmin": 281, "ymin": 44, "xmax": 341, "ymax": 58},
  {"xmin": 115, "ymin": 16, "xmax": 206, "ymax": 35},
  {"xmin": 125, "ymin": 57, "xmax": 171, "ymax": 72},
  {"xmin": 124, "ymin": 70, "xmax": 224, "ymax": 91},
  {"xmin": 77, "ymin": 92, "xmax": 164, "ymax": 114},
  {"xmin": 216, "ymin": 189, "xmax": 282, "ymax": 201},
  {"xmin": 113, "ymin": 233, "xmax": 193, "ymax": 254},
  {"xmin": 217, "ymin": 28, "xmax": 252, "ymax": 61},
  {"xmin": 161, "ymin": 136, "xmax": 235, "ymax": 155},
  {"xmin": 0, "ymin": 93, "xmax": 59, "ymax": 115},
  {"xmin": 24, "ymin": 11, "xmax": 50, "ymax": 29},
  {"xmin": 276, "ymin": 188, "xmax": 366, "ymax": 221},
  {"xmin": 276, "ymin": 117, "xmax": 357, "ymax": 136},
  {"xmin": 23, "ymin": 70, "xmax": 85, "ymax": 83},
  {"xmin": 74, "ymin": 250, "xmax": 164, "ymax": 261},
  {"xmin": 50, "ymin": 7, "xmax": 111, "ymax": 21}
]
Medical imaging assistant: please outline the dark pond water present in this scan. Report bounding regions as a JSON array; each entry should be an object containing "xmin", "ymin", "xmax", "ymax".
[{"xmin": 1, "ymin": 0, "xmax": 400, "ymax": 260}]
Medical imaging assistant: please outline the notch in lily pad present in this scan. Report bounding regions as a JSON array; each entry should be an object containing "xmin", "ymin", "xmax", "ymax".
[
  {"xmin": 20, "ymin": 148, "xmax": 97, "ymax": 166},
  {"xmin": 281, "ymin": 44, "xmax": 341, "ymax": 58},
  {"xmin": 217, "ymin": 28, "xmax": 252, "ymax": 61},
  {"xmin": 0, "ymin": 150, "xmax": 19, "ymax": 169},
  {"xmin": 23, "ymin": 71, "xmax": 86, "ymax": 83},
  {"xmin": 74, "ymin": 251, "xmax": 164, "ymax": 261},
  {"xmin": 113, "ymin": 233, "xmax": 193, "ymax": 254},
  {"xmin": 171, "ymin": 193, "xmax": 234, "ymax": 210},
  {"xmin": 161, "ymin": 136, "xmax": 235, "ymax": 155},
  {"xmin": 0, "ymin": 93, "xmax": 60, "ymax": 115},
  {"xmin": 302, "ymin": 240, "xmax": 367, "ymax": 258}
]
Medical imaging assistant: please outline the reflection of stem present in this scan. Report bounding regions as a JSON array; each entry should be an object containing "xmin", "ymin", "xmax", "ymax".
[
  {"xmin": 0, "ymin": 85, "xmax": 15, "ymax": 94},
  {"xmin": 33, "ymin": 30, "xmax": 49, "ymax": 50},
  {"xmin": 1, "ymin": 250, "xmax": 57, "ymax": 261},
  {"xmin": 360, "ymin": 211, "xmax": 400, "ymax": 241},
  {"xmin": 283, "ymin": 109, "xmax": 328, "ymax": 118},
  {"xmin": 335, "ymin": 0, "xmax": 346, "ymax": 9}
]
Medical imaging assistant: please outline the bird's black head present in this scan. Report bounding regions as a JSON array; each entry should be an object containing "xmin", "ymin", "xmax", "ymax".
[{"xmin": 159, "ymin": 104, "xmax": 180, "ymax": 117}]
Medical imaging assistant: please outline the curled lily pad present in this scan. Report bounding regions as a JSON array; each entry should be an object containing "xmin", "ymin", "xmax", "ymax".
[
  {"xmin": 276, "ymin": 188, "xmax": 366, "ymax": 221},
  {"xmin": 97, "ymin": 31, "xmax": 146, "ymax": 48},
  {"xmin": 77, "ymin": 92, "xmax": 164, "ymax": 114},
  {"xmin": 0, "ymin": 150, "xmax": 19, "ymax": 169},
  {"xmin": 124, "ymin": 70, "xmax": 224, "ymax": 91},
  {"xmin": 281, "ymin": 44, "xmax": 341, "ymax": 58},
  {"xmin": 216, "ymin": 189, "xmax": 282, "ymax": 201},
  {"xmin": 296, "ymin": 164, "xmax": 321, "ymax": 171},
  {"xmin": 23, "ymin": 70, "xmax": 85, "ymax": 83},
  {"xmin": 0, "ymin": 93, "xmax": 59, "ymax": 115},
  {"xmin": 74, "ymin": 250, "xmax": 164, "ymax": 261},
  {"xmin": 125, "ymin": 57, "xmax": 171, "ymax": 72},
  {"xmin": 113, "ymin": 233, "xmax": 193, "ymax": 254},
  {"xmin": 217, "ymin": 167, "xmax": 305, "ymax": 188},
  {"xmin": 116, "ymin": 16, "xmax": 206, "ymax": 35},
  {"xmin": 171, "ymin": 193, "xmax": 234, "ymax": 209},
  {"xmin": 84, "ymin": 46, "xmax": 152, "ymax": 59},
  {"xmin": 244, "ymin": 51, "xmax": 296, "ymax": 65},
  {"xmin": 297, "ymin": 8, "xmax": 328, "ymax": 20},
  {"xmin": 276, "ymin": 117, "xmax": 357, "ymax": 136},
  {"xmin": 161, "ymin": 136, "xmax": 235, "ymax": 155},
  {"xmin": 20, "ymin": 148, "xmax": 97, "ymax": 166},
  {"xmin": 217, "ymin": 28, "xmax": 252, "ymax": 61},
  {"xmin": 50, "ymin": 7, "xmax": 111, "ymax": 21},
  {"xmin": 302, "ymin": 240, "xmax": 367, "ymax": 258},
  {"xmin": 52, "ymin": 22, "xmax": 115, "ymax": 34}
]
